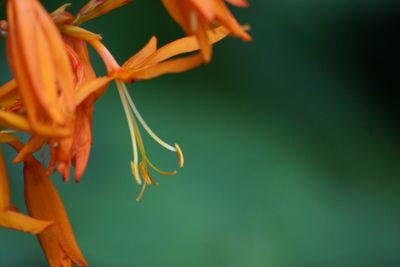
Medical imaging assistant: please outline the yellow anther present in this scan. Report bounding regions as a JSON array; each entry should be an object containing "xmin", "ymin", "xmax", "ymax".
[{"xmin": 175, "ymin": 144, "xmax": 184, "ymax": 168}]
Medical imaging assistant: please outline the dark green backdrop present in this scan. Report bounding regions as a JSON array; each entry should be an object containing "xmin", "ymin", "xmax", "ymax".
[{"xmin": 1, "ymin": 1, "xmax": 400, "ymax": 266}]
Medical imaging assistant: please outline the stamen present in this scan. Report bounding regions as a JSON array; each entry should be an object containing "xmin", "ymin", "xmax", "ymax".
[
  {"xmin": 123, "ymin": 84, "xmax": 183, "ymax": 176},
  {"xmin": 117, "ymin": 80, "xmax": 184, "ymax": 201},
  {"xmin": 116, "ymin": 81, "xmax": 140, "ymax": 184}
]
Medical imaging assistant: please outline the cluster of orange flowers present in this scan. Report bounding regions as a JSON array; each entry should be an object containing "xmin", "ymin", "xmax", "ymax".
[{"xmin": 0, "ymin": 0, "xmax": 250, "ymax": 266}]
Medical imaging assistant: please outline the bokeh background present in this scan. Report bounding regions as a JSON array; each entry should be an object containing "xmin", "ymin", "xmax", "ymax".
[{"xmin": 1, "ymin": 1, "xmax": 400, "ymax": 266}]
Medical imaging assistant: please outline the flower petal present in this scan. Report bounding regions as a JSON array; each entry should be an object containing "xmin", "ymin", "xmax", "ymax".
[
  {"xmin": 0, "ymin": 80, "xmax": 17, "ymax": 99},
  {"xmin": 13, "ymin": 135, "xmax": 46, "ymax": 163},
  {"xmin": 0, "ymin": 110, "xmax": 70, "ymax": 137},
  {"xmin": 121, "ymin": 54, "xmax": 203, "ymax": 81},
  {"xmin": 76, "ymin": 77, "xmax": 112, "ymax": 106},
  {"xmin": 214, "ymin": 0, "xmax": 251, "ymax": 41},
  {"xmin": 34, "ymin": 0, "xmax": 76, "ymax": 116},
  {"xmin": 141, "ymin": 26, "xmax": 229, "ymax": 66},
  {"xmin": 161, "ymin": 0, "xmax": 188, "ymax": 31},
  {"xmin": 61, "ymin": 25, "xmax": 102, "ymax": 41},
  {"xmin": 190, "ymin": 0, "xmax": 217, "ymax": 21},
  {"xmin": 0, "ymin": 210, "xmax": 53, "ymax": 234},
  {"xmin": 72, "ymin": 107, "xmax": 92, "ymax": 182},
  {"xmin": 0, "ymin": 149, "xmax": 11, "ymax": 210},
  {"xmin": 122, "ymin": 36, "xmax": 157, "ymax": 70}
]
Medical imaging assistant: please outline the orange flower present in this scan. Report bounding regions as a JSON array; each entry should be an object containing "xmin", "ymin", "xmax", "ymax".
[
  {"xmin": 6, "ymin": 0, "xmax": 75, "ymax": 137},
  {"xmin": 0, "ymin": 143, "xmax": 52, "ymax": 234},
  {"xmin": 24, "ymin": 157, "xmax": 88, "ymax": 267},
  {"xmin": 162, "ymin": 0, "xmax": 251, "ymax": 62},
  {"xmin": 69, "ymin": 26, "xmax": 228, "ymax": 200}
]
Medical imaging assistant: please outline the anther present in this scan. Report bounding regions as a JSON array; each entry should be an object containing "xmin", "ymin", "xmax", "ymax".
[
  {"xmin": 175, "ymin": 144, "xmax": 184, "ymax": 168},
  {"xmin": 131, "ymin": 161, "xmax": 141, "ymax": 185}
]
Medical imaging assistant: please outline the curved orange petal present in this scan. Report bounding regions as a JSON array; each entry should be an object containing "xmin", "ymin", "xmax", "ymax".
[
  {"xmin": 161, "ymin": 0, "xmax": 189, "ymax": 32},
  {"xmin": 0, "ymin": 210, "xmax": 53, "ymax": 234},
  {"xmin": 214, "ymin": 0, "xmax": 251, "ymax": 41},
  {"xmin": 34, "ymin": 0, "xmax": 75, "ymax": 116},
  {"xmin": 76, "ymin": 77, "xmax": 112, "ymax": 106},
  {"xmin": 122, "ymin": 36, "xmax": 158, "ymax": 70},
  {"xmin": 35, "ymin": 23, "xmax": 61, "ymax": 123},
  {"xmin": 61, "ymin": 25, "xmax": 102, "ymax": 41},
  {"xmin": 0, "ymin": 110, "xmax": 70, "ymax": 137},
  {"xmin": 7, "ymin": 0, "xmax": 41, "ymax": 125},
  {"xmin": 121, "ymin": 54, "xmax": 203, "ymax": 81},
  {"xmin": 139, "ymin": 26, "xmax": 229, "ymax": 66}
]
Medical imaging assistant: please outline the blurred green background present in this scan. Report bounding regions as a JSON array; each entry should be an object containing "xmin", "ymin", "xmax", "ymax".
[{"xmin": 1, "ymin": 1, "xmax": 400, "ymax": 266}]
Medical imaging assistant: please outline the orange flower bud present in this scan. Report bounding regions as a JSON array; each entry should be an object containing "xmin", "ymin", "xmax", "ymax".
[
  {"xmin": 24, "ymin": 158, "xmax": 88, "ymax": 267},
  {"xmin": 0, "ymin": 148, "xmax": 52, "ymax": 234},
  {"xmin": 7, "ymin": 0, "xmax": 75, "ymax": 136}
]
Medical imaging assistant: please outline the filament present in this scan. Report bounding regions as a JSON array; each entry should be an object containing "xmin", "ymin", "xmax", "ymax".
[
  {"xmin": 122, "ymin": 86, "xmax": 177, "ymax": 152},
  {"xmin": 116, "ymin": 81, "xmax": 140, "ymax": 184}
]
